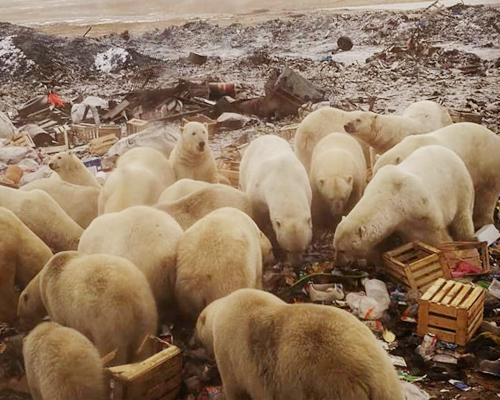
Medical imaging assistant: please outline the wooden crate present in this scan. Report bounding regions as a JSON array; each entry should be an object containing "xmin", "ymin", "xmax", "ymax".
[
  {"xmin": 127, "ymin": 118, "xmax": 149, "ymax": 136},
  {"xmin": 73, "ymin": 123, "xmax": 122, "ymax": 141},
  {"xmin": 89, "ymin": 134, "xmax": 118, "ymax": 156},
  {"xmin": 383, "ymin": 241, "xmax": 452, "ymax": 293},
  {"xmin": 7, "ymin": 132, "xmax": 36, "ymax": 148},
  {"xmin": 438, "ymin": 241, "xmax": 490, "ymax": 275},
  {"xmin": 417, "ymin": 278, "xmax": 485, "ymax": 346},
  {"xmin": 106, "ymin": 336, "xmax": 182, "ymax": 400},
  {"xmin": 217, "ymin": 159, "xmax": 240, "ymax": 188}
]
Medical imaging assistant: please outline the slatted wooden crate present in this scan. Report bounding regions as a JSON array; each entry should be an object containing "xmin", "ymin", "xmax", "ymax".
[
  {"xmin": 89, "ymin": 134, "xmax": 118, "ymax": 156},
  {"xmin": 106, "ymin": 336, "xmax": 182, "ymax": 400},
  {"xmin": 438, "ymin": 241, "xmax": 490, "ymax": 275},
  {"xmin": 127, "ymin": 118, "xmax": 149, "ymax": 136},
  {"xmin": 417, "ymin": 278, "xmax": 485, "ymax": 346},
  {"xmin": 73, "ymin": 123, "xmax": 122, "ymax": 141},
  {"xmin": 383, "ymin": 241, "xmax": 452, "ymax": 293},
  {"xmin": 217, "ymin": 160, "xmax": 240, "ymax": 188}
]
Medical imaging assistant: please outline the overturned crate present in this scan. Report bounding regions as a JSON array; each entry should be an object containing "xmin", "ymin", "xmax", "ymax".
[
  {"xmin": 89, "ymin": 134, "xmax": 118, "ymax": 156},
  {"xmin": 417, "ymin": 278, "xmax": 484, "ymax": 346},
  {"xmin": 106, "ymin": 336, "xmax": 182, "ymax": 400},
  {"xmin": 438, "ymin": 241, "xmax": 490, "ymax": 275},
  {"xmin": 383, "ymin": 241, "xmax": 452, "ymax": 293}
]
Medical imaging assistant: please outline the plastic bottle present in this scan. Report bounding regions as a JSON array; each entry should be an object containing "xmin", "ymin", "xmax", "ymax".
[{"xmin": 345, "ymin": 292, "xmax": 381, "ymax": 319}]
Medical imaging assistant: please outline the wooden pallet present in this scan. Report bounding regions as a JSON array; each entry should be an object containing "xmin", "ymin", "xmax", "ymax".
[
  {"xmin": 438, "ymin": 241, "xmax": 490, "ymax": 275},
  {"xmin": 383, "ymin": 241, "xmax": 451, "ymax": 293},
  {"xmin": 417, "ymin": 278, "xmax": 484, "ymax": 346},
  {"xmin": 106, "ymin": 336, "xmax": 182, "ymax": 400},
  {"xmin": 7, "ymin": 132, "xmax": 36, "ymax": 148}
]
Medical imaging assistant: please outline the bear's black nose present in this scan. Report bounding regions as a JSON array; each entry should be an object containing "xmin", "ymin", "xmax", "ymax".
[
  {"xmin": 199, "ymin": 141, "xmax": 205, "ymax": 149},
  {"xmin": 49, "ymin": 162, "xmax": 54, "ymax": 169}
]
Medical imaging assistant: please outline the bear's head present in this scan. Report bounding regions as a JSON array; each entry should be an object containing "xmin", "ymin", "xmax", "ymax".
[
  {"xmin": 318, "ymin": 175, "xmax": 353, "ymax": 217},
  {"xmin": 343, "ymin": 111, "xmax": 377, "ymax": 141},
  {"xmin": 48, "ymin": 152, "xmax": 75, "ymax": 172},
  {"xmin": 194, "ymin": 300, "xmax": 218, "ymax": 357},
  {"xmin": 271, "ymin": 212, "xmax": 312, "ymax": 255},
  {"xmin": 181, "ymin": 122, "xmax": 209, "ymax": 155},
  {"xmin": 17, "ymin": 274, "xmax": 46, "ymax": 331}
]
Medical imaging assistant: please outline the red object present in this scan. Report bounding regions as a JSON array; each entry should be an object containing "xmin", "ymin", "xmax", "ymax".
[
  {"xmin": 451, "ymin": 261, "xmax": 482, "ymax": 278},
  {"xmin": 47, "ymin": 93, "xmax": 65, "ymax": 107}
]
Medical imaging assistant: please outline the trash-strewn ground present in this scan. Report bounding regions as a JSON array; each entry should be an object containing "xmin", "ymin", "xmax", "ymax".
[{"xmin": 1, "ymin": 3, "xmax": 500, "ymax": 400}]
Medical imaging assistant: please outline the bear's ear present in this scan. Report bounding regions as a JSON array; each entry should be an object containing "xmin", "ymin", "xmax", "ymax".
[
  {"xmin": 375, "ymin": 154, "xmax": 381, "ymax": 161},
  {"xmin": 275, "ymin": 219, "xmax": 282, "ymax": 229},
  {"xmin": 341, "ymin": 215, "xmax": 346, "ymax": 221},
  {"xmin": 395, "ymin": 155, "xmax": 402, "ymax": 164},
  {"xmin": 319, "ymin": 178, "xmax": 325, "ymax": 187},
  {"xmin": 347, "ymin": 176, "xmax": 353, "ymax": 184},
  {"xmin": 357, "ymin": 225, "xmax": 366, "ymax": 239},
  {"xmin": 203, "ymin": 122, "xmax": 209, "ymax": 128}
]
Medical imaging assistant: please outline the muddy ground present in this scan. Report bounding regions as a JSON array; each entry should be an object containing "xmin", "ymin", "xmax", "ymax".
[{"xmin": 1, "ymin": 3, "xmax": 500, "ymax": 400}]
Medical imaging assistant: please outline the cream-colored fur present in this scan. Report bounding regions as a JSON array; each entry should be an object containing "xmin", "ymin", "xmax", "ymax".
[
  {"xmin": 0, "ymin": 208, "xmax": 52, "ymax": 324},
  {"xmin": 240, "ymin": 135, "xmax": 312, "ymax": 256},
  {"xmin": 169, "ymin": 122, "xmax": 218, "ymax": 183},
  {"xmin": 334, "ymin": 146, "xmax": 475, "ymax": 262},
  {"xmin": 18, "ymin": 252, "xmax": 157, "ymax": 366},
  {"xmin": 49, "ymin": 152, "xmax": 101, "ymax": 188},
  {"xmin": 343, "ymin": 100, "xmax": 453, "ymax": 154},
  {"xmin": 21, "ymin": 179, "xmax": 99, "ymax": 228},
  {"xmin": 23, "ymin": 321, "xmax": 105, "ymax": 400},
  {"xmin": 158, "ymin": 178, "xmax": 211, "ymax": 204},
  {"xmin": 374, "ymin": 122, "xmax": 500, "ymax": 229},
  {"xmin": 196, "ymin": 289, "xmax": 403, "ymax": 400},
  {"xmin": 293, "ymin": 107, "xmax": 371, "ymax": 172},
  {"xmin": 79, "ymin": 206, "xmax": 183, "ymax": 318},
  {"xmin": 98, "ymin": 147, "xmax": 176, "ymax": 214},
  {"xmin": 155, "ymin": 184, "xmax": 252, "ymax": 230},
  {"xmin": 175, "ymin": 208, "xmax": 272, "ymax": 322},
  {"xmin": 0, "ymin": 186, "xmax": 83, "ymax": 252},
  {"xmin": 310, "ymin": 133, "xmax": 367, "ymax": 230}
]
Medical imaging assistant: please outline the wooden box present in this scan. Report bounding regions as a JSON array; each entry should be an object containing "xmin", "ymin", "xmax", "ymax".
[
  {"xmin": 383, "ymin": 241, "xmax": 452, "ymax": 293},
  {"xmin": 417, "ymin": 278, "xmax": 484, "ymax": 346},
  {"xmin": 127, "ymin": 118, "xmax": 149, "ymax": 136},
  {"xmin": 106, "ymin": 336, "xmax": 182, "ymax": 400},
  {"xmin": 73, "ymin": 123, "xmax": 122, "ymax": 141},
  {"xmin": 217, "ymin": 160, "xmax": 240, "ymax": 188},
  {"xmin": 89, "ymin": 134, "xmax": 118, "ymax": 156},
  {"xmin": 438, "ymin": 241, "xmax": 490, "ymax": 275}
]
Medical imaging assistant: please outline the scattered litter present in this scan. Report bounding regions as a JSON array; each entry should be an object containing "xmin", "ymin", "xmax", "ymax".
[{"xmin": 448, "ymin": 379, "xmax": 471, "ymax": 391}]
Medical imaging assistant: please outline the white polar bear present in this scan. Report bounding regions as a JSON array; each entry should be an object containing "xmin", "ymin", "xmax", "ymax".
[
  {"xmin": 155, "ymin": 184, "xmax": 253, "ymax": 230},
  {"xmin": 98, "ymin": 147, "xmax": 176, "ymax": 214},
  {"xmin": 240, "ymin": 135, "xmax": 312, "ymax": 259},
  {"xmin": 18, "ymin": 251, "xmax": 158, "ymax": 366},
  {"xmin": 169, "ymin": 122, "xmax": 218, "ymax": 183},
  {"xmin": 157, "ymin": 178, "xmax": 212, "ymax": 204},
  {"xmin": 0, "ymin": 186, "xmax": 83, "ymax": 252},
  {"xmin": 175, "ymin": 207, "xmax": 273, "ymax": 322},
  {"xmin": 20, "ymin": 179, "xmax": 100, "ymax": 228},
  {"xmin": 48, "ymin": 152, "xmax": 101, "ymax": 188},
  {"xmin": 79, "ymin": 206, "xmax": 183, "ymax": 320},
  {"xmin": 23, "ymin": 321, "xmax": 106, "ymax": 400},
  {"xmin": 293, "ymin": 107, "xmax": 371, "ymax": 172},
  {"xmin": 195, "ymin": 288, "xmax": 403, "ymax": 400},
  {"xmin": 343, "ymin": 100, "xmax": 453, "ymax": 154},
  {"xmin": 373, "ymin": 122, "xmax": 500, "ymax": 229},
  {"xmin": 334, "ymin": 145, "xmax": 475, "ymax": 263},
  {"xmin": 310, "ymin": 132, "xmax": 367, "ymax": 230},
  {"xmin": 0, "ymin": 207, "xmax": 52, "ymax": 324}
]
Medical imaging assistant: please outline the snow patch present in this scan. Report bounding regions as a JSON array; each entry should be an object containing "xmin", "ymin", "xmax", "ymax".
[
  {"xmin": 0, "ymin": 36, "xmax": 34, "ymax": 75},
  {"xmin": 94, "ymin": 47, "xmax": 129, "ymax": 73}
]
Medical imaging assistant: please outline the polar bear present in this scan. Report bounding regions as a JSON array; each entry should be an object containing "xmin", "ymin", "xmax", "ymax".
[
  {"xmin": 310, "ymin": 132, "xmax": 367, "ymax": 230},
  {"xmin": 117, "ymin": 147, "xmax": 176, "ymax": 188},
  {"xmin": 49, "ymin": 152, "xmax": 101, "ymax": 188},
  {"xmin": 334, "ymin": 145, "xmax": 475, "ymax": 263},
  {"xmin": 98, "ymin": 147, "xmax": 176, "ymax": 214},
  {"xmin": 18, "ymin": 251, "xmax": 157, "ymax": 366},
  {"xmin": 23, "ymin": 321, "xmax": 105, "ymax": 400},
  {"xmin": 240, "ymin": 135, "xmax": 312, "ymax": 260},
  {"xmin": 79, "ymin": 206, "xmax": 183, "ymax": 319},
  {"xmin": 343, "ymin": 100, "xmax": 453, "ymax": 154},
  {"xmin": 293, "ymin": 107, "xmax": 372, "ymax": 172},
  {"xmin": 156, "ymin": 184, "xmax": 252, "ymax": 230},
  {"xmin": 0, "ymin": 186, "xmax": 83, "ymax": 252},
  {"xmin": 175, "ymin": 208, "xmax": 273, "ymax": 322},
  {"xmin": 169, "ymin": 122, "xmax": 218, "ymax": 183},
  {"xmin": 195, "ymin": 288, "xmax": 403, "ymax": 400},
  {"xmin": 158, "ymin": 178, "xmax": 211, "ymax": 204},
  {"xmin": 373, "ymin": 122, "xmax": 500, "ymax": 229},
  {"xmin": 0, "ymin": 208, "xmax": 52, "ymax": 324},
  {"xmin": 21, "ymin": 179, "xmax": 99, "ymax": 228}
]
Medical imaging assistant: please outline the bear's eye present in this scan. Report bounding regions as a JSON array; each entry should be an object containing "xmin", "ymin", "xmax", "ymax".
[
  {"xmin": 356, "ymin": 118, "xmax": 361, "ymax": 122},
  {"xmin": 192, "ymin": 132, "xmax": 196, "ymax": 136},
  {"xmin": 57, "ymin": 156, "xmax": 61, "ymax": 159}
]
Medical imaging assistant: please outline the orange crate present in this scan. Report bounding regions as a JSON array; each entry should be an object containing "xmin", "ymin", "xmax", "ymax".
[
  {"xmin": 382, "ymin": 241, "xmax": 451, "ymax": 293},
  {"xmin": 417, "ymin": 278, "xmax": 484, "ymax": 346}
]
